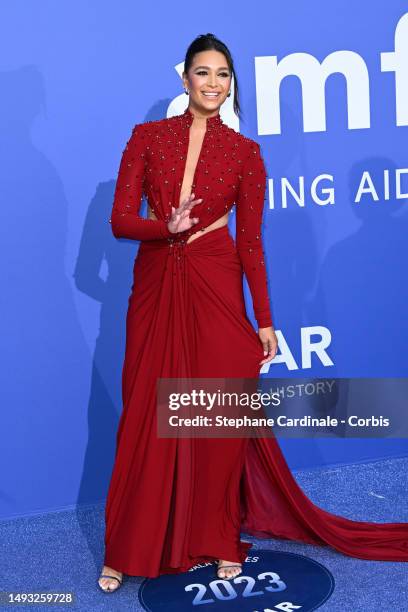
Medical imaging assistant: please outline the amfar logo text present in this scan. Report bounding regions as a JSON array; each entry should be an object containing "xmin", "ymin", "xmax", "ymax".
[
  {"xmin": 260, "ymin": 326, "xmax": 333, "ymax": 374},
  {"xmin": 256, "ymin": 13, "xmax": 408, "ymax": 134}
]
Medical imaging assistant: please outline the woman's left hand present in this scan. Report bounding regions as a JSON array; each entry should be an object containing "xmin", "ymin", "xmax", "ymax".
[{"xmin": 258, "ymin": 326, "xmax": 278, "ymax": 365}]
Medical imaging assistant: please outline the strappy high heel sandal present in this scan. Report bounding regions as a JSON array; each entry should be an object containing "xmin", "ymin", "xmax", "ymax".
[
  {"xmin": 216, "ymin": 561, "xmax": 243, "ymax": 580},
  {"xmin": 97, "ymin": 573, "xmax": 123, "ymax": 593}
]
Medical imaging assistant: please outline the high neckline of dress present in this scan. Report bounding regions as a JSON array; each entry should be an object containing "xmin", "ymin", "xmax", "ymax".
[{"xmin": 181, "ymin": 106, "xmax": 223, "ymax": 131}]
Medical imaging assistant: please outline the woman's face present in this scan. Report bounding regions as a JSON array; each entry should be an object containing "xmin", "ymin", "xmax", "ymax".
[{"xmin": 183, "ymin": 50, "xmax": 232, "ymax": 115}]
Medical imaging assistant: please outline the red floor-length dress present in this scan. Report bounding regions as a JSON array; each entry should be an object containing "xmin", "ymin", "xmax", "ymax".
[{"xmin": 103, "ymin": 107, "xmax": 408, "ymax": 578}]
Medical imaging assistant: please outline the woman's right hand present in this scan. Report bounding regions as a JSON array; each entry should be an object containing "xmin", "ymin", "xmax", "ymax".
[{"xmin": 167, "ymin": 193, "xmax": 202, "ymax": 234}]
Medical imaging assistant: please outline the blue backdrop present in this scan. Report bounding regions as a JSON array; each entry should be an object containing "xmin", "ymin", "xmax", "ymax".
[{"xmin": 1, "ymin": 1, "xmax": 407, "ymax": 520}]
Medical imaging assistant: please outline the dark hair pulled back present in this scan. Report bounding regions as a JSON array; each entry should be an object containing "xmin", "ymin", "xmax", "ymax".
[{"xmin": 183, "ymin": 33, "xmax": 241, "ymax": 119}]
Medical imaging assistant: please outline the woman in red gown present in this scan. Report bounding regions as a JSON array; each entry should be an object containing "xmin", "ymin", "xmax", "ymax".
[{"xmin": 98, "ymin": 34, "xmax": 408, "ymax": 592}]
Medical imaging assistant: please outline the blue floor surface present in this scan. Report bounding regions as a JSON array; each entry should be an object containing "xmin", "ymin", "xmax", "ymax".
[{"xmin": 1, "ymin": 456, "xmax": 407, "ymax": 611}]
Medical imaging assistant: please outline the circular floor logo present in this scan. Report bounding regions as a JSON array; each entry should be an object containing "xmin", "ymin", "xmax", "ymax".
[{"xmin": 138, "ymin": 549, "xmax": 335, "ymax": 611}]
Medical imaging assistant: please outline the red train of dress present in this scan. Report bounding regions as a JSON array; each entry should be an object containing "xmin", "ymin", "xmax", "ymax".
[{"xmin": 103, "ymin": 107, "xmax": 408, "ymax": 578}]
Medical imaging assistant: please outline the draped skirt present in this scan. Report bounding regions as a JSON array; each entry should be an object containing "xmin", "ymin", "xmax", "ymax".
[{"xmin": 104, "ymin": 225, "xmax": 408, "ymax": 578}]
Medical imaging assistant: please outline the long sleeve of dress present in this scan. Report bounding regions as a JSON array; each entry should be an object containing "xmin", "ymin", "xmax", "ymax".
[
  {"xmin": 109, "ymin": 123, "xmax": 173, "ymax": 241},
  {"xmin": 235, "ymin": 141, "xmax": 273, "ymax": 328}
]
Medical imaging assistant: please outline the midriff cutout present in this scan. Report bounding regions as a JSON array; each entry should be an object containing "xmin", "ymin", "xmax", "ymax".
[
  {"xmin": 147, "ymin": 206, "xmax": 229, "ymax": 244},
  {"xmin": 185, "ymin": 214, "xmax": 229, "ymax": 244}
]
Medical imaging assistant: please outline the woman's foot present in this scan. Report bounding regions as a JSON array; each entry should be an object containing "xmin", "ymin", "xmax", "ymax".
[
  {"xmin": 98, "ymin": 565, "xmax": 123, "ymax": 592},
  {"xmin": 216, "ymin": 559, "xmax": 243, "ymax": 580}
]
